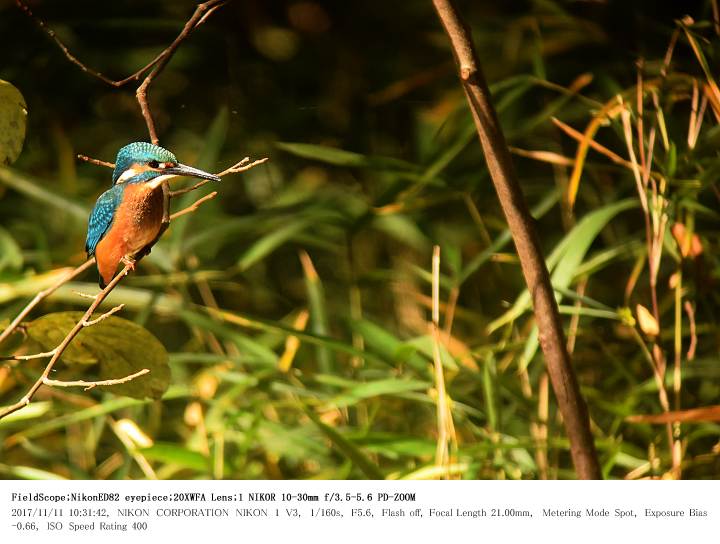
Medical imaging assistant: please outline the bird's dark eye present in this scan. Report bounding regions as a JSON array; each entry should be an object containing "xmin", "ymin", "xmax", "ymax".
[{"xmin": 149, "ymin": 160, "xmax": 159, "ymax": 168}]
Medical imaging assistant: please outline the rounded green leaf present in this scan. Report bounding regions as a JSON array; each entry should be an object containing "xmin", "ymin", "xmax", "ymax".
[
  {"xmin": 0, "ymin": 80, "xmax": 27, "ymax": 166},
  {"xmin": 26, "ymin": 312, "xmax": 170, "ymax": 399},
  {"xmin": 0, "ymin": 227, "xmax": 23, "ymax": 272}
]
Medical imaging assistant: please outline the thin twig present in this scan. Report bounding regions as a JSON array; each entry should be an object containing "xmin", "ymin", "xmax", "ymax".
[
  {"xmin": 636, "ymin": 60, "xmax": 646, "ymax": 175},
  {"xmin": 430, "ymin": 246, "xmax": 456, "ymax": 478},
  {"xmin": 170, "ymin": 192, "xmax": 218, "ymax": 220},
  {"xmin": 169, "ymin": 157, "xmax": 267, "ymax": 197},
  {"xmin": 43, "ymin": 368, "xmax": 149, "ymax": 391},
  {"xmin": 83, "ymin": 304, "xmax": 125, "ymax": 326},
  {"xmin": 169, "ymin": 179, "xmax": 213, "ymax": 198},
  {"xmin": 0, "ymin": 259, "xmax": 96, "ymax": 347},
  {"xmin": 16, "ymin": 0, "xmax": 231, "ymax": 144},
  {"xmin": 431, "ymin": 0, "xmax": 601, "ymax": 479},
  {"xmin": 684, "ymin": 301, "xmax": 697, "ymax": 361},
  {"xmin": 551, "ymin": 117, "xmax": 663, "ymax": 181},
  {"xmin": 0, "ymin": 264, "xmax": 131, "ymax": 420},
  {"xmin": 133, "ymin": 0, "xmax": 231, "ymax": 143},
  {"xmin": 77, "ymin": 155, "xmax": 115, "ymax": 169},
  {"xmin": 1, "ymin": 350, "xmax": 57, "ymax": 362}
]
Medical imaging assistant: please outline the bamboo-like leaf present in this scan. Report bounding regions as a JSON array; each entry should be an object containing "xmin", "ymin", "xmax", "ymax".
[
  {"xmin": 3, "ymin": 386, "xmax": 189, "ymax": 445},
  {"xmin": 277, "ymin": 142, "xmax": 417, "ymax": 172},
  {"xmin": 351, "ymin": 319, "xmax": 428, "ymax": 371},
  {"xmin": 0, "ymin": 464, "xmax": 66, "ymax": 480},
  {"xmin": 566, "ymin": 98, "xmax": 626, "ymax": 207},
  {"xmin": 487, "ymin": 199, "xmax": 637, "ymax": 333},
  {"xmin": 169, "ymin": 107, "xmax": 228, "ymax": 260},
  {"xmin": 139, "ymin": 443, "xmax": 210, "ymax": 472},
  {"xmin": 303, "ymin": 407, "xmax": 384, "ymax": 479},
  {"xmin": 0, "ymin": 167, "xmax": 88, "ymax": 222},
  {"xmin": 238, "ymin": 218, "xmax": 313, "ymax": 270},
  {"xmin": 300, "ymin": 251, "xmax": 332, "ymax": 373},
  {"xmin": 459, "ymin": 189, "xmax": 559, "ymax": 284},
  {"xmin": 324, "ymin": 378, "xmax": 429, "ymax": 409}
]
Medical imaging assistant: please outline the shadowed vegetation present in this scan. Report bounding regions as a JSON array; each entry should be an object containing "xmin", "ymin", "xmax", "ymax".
[{"xmin": 0, "ymin": 0, "xmax": 719, "ymax": 480}]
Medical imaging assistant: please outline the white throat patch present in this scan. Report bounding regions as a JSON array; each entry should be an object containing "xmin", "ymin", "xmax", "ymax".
[
  {"xmin": 116, "ymin": 167, "xmax": 141, "ymax": 184},
  {"xmin": 147, "ymin": 174, "xmax": 178, "ymax": 189}
]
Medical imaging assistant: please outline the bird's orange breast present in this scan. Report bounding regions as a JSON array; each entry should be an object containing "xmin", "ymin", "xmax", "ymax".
[{"xmin": 95, "ymin": 184, "xmax": 164, "ymax": 286}]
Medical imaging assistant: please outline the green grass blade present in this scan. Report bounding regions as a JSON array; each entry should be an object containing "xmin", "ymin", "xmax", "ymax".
[{"xmin": 303, "ymin": 407, "xmax": 384, "ymax": 479}]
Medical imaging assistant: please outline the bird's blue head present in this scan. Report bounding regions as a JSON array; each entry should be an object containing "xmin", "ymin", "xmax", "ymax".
[{"xmin": 111, "ymin": 142, "xmax": 220, "ymax": 186}]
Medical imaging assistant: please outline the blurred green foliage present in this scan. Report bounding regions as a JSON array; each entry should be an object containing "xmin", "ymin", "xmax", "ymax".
[{"xmin": 0, "ymin": 0, "xmax": 719, "ymax": 480}]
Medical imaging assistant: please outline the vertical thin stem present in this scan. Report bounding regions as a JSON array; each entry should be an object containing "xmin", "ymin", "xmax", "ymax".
[{"xmin": 431, "ymin": 0, "xmax": 601, "ymax": 479}]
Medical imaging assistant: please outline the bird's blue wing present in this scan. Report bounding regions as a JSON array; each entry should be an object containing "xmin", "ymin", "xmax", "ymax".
[{"xmin": 85, "ymin": 187, "xmax": 122, "ymax": 256}]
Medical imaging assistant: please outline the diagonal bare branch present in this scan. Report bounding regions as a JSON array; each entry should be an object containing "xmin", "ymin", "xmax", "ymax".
[
  {"xmin": 43, "ymin": 368, "xmax": 150, "ymax": 391},
  {"xmin": 431, "ymin": 0, "xmax": 601, "ymax": 479},
  {"xmin": 16, "ymin": 0, "xmax": 232, "ymax": 143}
]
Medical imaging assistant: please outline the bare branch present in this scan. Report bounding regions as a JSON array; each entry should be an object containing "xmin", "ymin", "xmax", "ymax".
[
  {"xmin": 15, "ymin": 0, "xmax": 125, "ymax": 87},
  {"xmin": 0, "ymin": 264, "xmax": 131, "ymax": 420},
  {"xmin": 83, "ymin": 304, "xmax": 125, "ymax": 326},
  {"xmin": 43, "ymin": 368, "xmax": 150, "ymax": 391},
  {"xmin": 170, "ymin": 192, "xmax": 218, "ymax": 220},
  {"xmin": 1, "ymin": 349, "xmax": 56, "ymax": 362},
  {"xmin": 16, "ymin": 0, "xmax": 232, "ymax": 144},
  {"xmin": 168, "ymin": 180, "xmax": 213, "ymax": 198},
  {"xmin": 77, "ymin": 154, "xmax": 115, "ymax": 169},
  {"xmin": 72, "ymin": 291, "xmax": 99, "ymax": 300},
  {"xmin": 0, "ymin": 259, "xmax": 96, "ymax": 347},
  {"xmin": 169, "ymin": 157, "xmax": 268, "ymax": 197},
  {"xmin": 221, "ymin": 157, "xmax": 269, "ymax": 176},
  {"xmin": 132, "ymin": 0, "xmax": 232, "ymax": 143}
]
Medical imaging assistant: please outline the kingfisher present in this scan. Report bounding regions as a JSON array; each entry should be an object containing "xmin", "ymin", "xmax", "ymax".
[{"xmin": 85, "ymin": 142, "xmax": 220, "ymax": 287}]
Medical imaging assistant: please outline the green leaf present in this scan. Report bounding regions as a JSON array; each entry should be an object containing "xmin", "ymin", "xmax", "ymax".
[
  {"xmin": 301, "ymin": 252, "xmax": 332, "ymax": 373},
  {"xmin": 0, "ymin": 80, "xmax": 27, "ymax": 166},
  {"xmin": 0, "ymin": 464, "xmax": 66, "ymax": 480},
  {"xmin": 26, "ymin": 312, "xmax": 170, "ymax": 399},
  {"xmin": 238, "ymin": 218, "xmax": 313, "ymax": 270},
  {"xmin": 487, "ymin": 199, "xmax": 637, "ymax": 333},
  {"xmin": 459, "ymin": 188, "xmax": 560, "ymax": 284},
  {"xmin": 303, "ymin": 407, "xmax": 384, "ymax": 479},
  {"xmin": 257, "ymin": 420, "xmax": 329, "ymax": 463},
  {"xmin": 481, "ymin": 354, "xmax": 498, "ymax": 431},
  {"xmin": 325, "ymin": 378, "xmax": 429, "ymax": 409},
  {"xmin": 0, "ymin": 168, "xmax": 88, "ymax": 222},
  {"xmin": 277, "ymin": 142, "xmax": 417, "ymax": 171},
  {"xmin": 3, "ymin": 386, "xmax": 189, "ymax": 444},
  {"xmin": 351, "ymin": 319, "xmax": 428, "ymax": 371},
  {"xmin": 354, "ymin": 432, "xmax": 437, "ymax": 459},
  {"xmin": 139, "ymin": 443, "xmax": 209, "ymax": 472},
  {"xmin": 169, "ymin": 108, "xmax": 228, "ymax": 261},
  {"xmin": 0, "ymin": 401, "xmax": 51, "ymax": 428},
  {"xmin": 371, "ymin": 215, "xmax": 429, "ymax": 252},
  {"xmin": 0, "ymin": 227, "xmax": 22, "ymax": 272}
]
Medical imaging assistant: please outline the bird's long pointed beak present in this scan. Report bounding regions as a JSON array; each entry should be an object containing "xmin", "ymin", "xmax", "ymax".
[{"xmin": 164, "ymin": 163, "xmax": 221, "ymax": 182}]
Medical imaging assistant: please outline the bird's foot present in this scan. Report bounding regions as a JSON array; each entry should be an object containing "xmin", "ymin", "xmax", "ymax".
[{"xmin": 121, "ymin": 256, "xmax": 136, "ymax": 272}]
